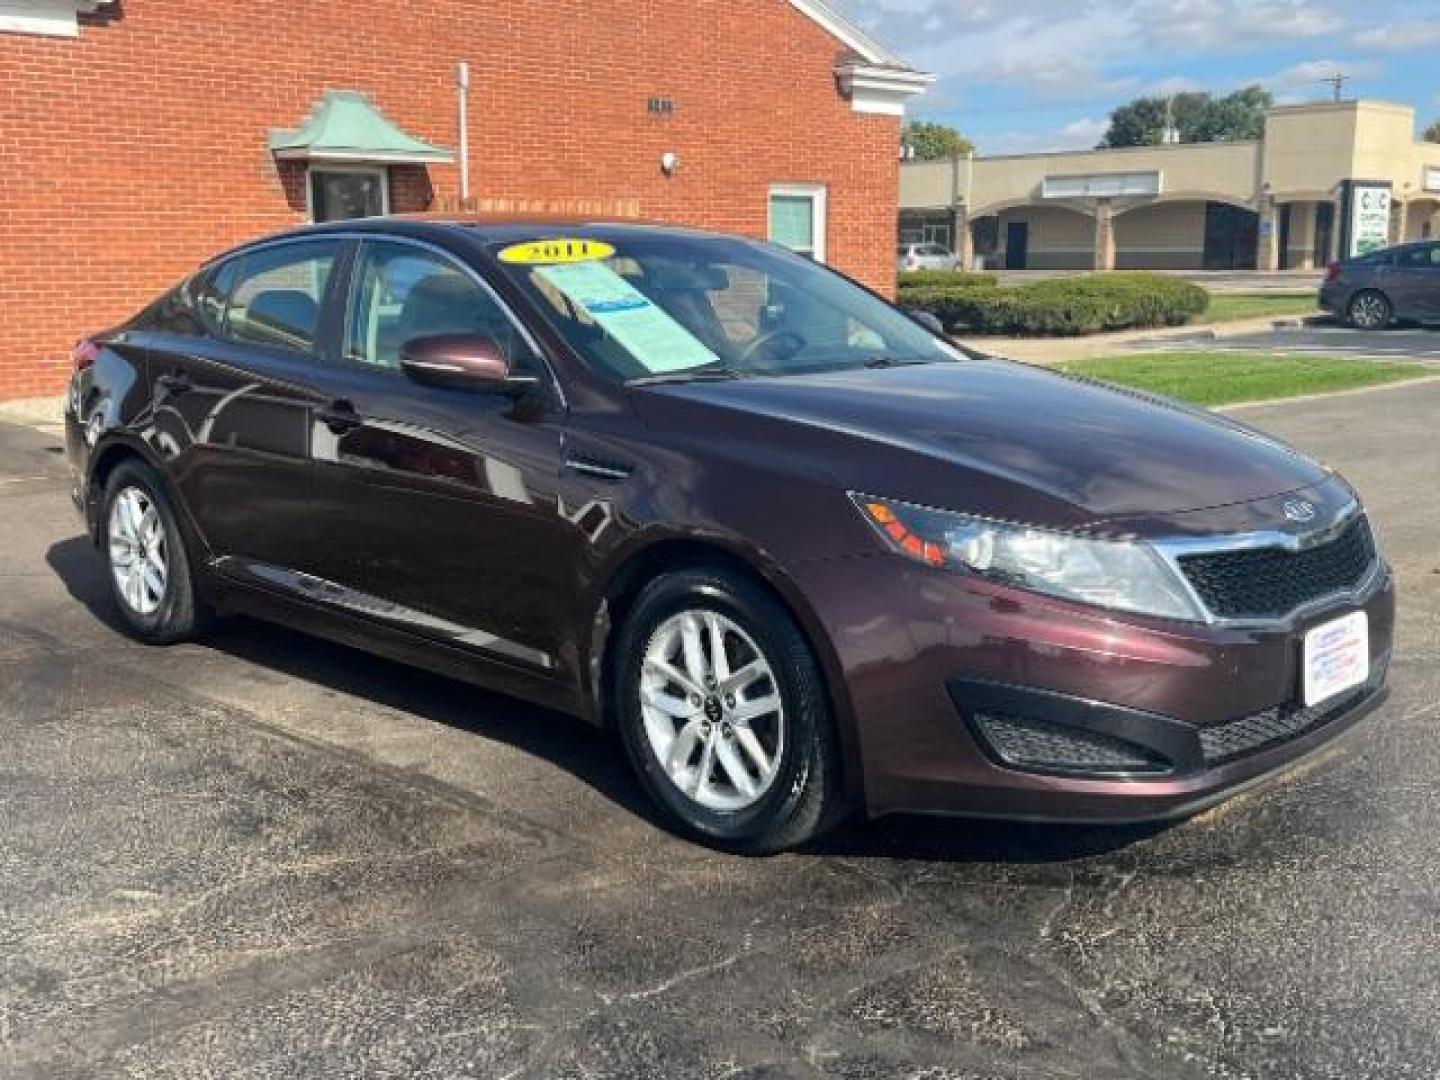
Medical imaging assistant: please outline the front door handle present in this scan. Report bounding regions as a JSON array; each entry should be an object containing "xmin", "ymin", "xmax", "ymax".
[{"xmin": 316, "ymin": 400, "xmax": 364, "ymax": 434}]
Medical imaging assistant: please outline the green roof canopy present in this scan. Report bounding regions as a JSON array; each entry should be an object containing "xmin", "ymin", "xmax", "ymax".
[{"xmin": 268, "ymin": 90, "xmax": 454, "ymax": 165}]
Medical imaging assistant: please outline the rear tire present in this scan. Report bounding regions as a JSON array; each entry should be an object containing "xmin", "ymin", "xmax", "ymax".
[
  {"xmin": 1347, "ymin": 290, "xmax": 1391, "ymax": 330},
  {"xmin": 611, "ymin": 566, "xmax": 845, "ymax": 854},
  {"xmin": 100, "ymin": 460, "xmax": 209, "ymax": 644}
]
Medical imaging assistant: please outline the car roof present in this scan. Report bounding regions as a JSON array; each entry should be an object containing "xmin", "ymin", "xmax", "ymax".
[{"xmin": 210, "ymin": 213, "xmax": 733, "ymax": 264}]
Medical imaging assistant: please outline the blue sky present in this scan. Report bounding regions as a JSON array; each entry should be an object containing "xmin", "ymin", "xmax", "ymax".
[{"xmin": 830, "ymin": 0, "xmax": 1440, "ymax": 154}]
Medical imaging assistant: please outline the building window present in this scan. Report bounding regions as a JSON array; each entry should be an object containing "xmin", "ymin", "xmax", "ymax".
[
  {"xmin": 308, "ymin": 166, "xmax": 389, "ymax": 223},
  {"xmin": 769, "ymin": 184, "xmax": 827, "ymax": 262}
]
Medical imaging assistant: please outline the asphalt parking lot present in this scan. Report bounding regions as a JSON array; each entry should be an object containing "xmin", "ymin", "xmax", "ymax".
[{"xmin": 3, "ymin": 381, "xmax": 1439, "ymax": 1079}]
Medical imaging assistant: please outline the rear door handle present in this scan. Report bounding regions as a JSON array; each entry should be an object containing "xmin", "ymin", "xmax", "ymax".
[
  {"xmin": 315, "ymin": 400, "xmax": 364, "ymax": 434},
  {"xmin": 156, "ymin": 373, "xmax": 192, "ymax": 395}
]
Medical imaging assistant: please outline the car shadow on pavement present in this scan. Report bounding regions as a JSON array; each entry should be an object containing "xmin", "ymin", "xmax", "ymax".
[
  {"xmin": 809, "ymin": 813, "xmax": 1168, "ymax": 864},
  {"xmin": 45, "ymin": 536, "xmax": 657, "ymax": 826},
  {"xmin": 47, "ymin": 534, "xmax": 1173, "ymax": 865}
]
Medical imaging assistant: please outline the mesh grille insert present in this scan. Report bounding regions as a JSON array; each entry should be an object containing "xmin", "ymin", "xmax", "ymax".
[
  {"xmin": 1200, "ymin": 653, "xmax": 1388, "ymax": 765},
  {"xmin": 1178, "ymin": 515, "xmax": 1377, "ymax": 620},
  {"xmin": 975, "ymin": 713, "xmax": 1172, "ymax": 776}
]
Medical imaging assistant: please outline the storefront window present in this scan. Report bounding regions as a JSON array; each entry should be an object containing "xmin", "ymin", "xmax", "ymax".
[{"xmin": 308, "ymin": 167, "xmax": 388, "ymax": 222}]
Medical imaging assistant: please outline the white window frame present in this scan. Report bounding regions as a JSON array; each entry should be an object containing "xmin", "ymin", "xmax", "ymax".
[
  {"xmin": 305, "ymin": 165, "xmax": 391, "ymax": 223},
  {"xmin": 769, "ymin": 183, "xmax": 828, "ymax": 263}
]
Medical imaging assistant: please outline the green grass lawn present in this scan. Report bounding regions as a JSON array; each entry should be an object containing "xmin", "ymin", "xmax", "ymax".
[
  {"xmin": 1196, "ymin": 292, "xmax": 1318, "ymax": 325},
  {"xmin": 1059, "ymin": 351, "xmax": 1433, "ymax": 407}
]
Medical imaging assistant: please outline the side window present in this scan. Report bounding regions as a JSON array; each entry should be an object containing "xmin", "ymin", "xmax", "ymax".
[
  {"xmin": 195, "ymin": 259, "xmax": 240, "ymax": 333},
  {"xmin": 223, "ymin": 241, "xmax": 338, "ymax": 355},
  {"xmin": 344, "ymin": 242, "xmax": 526, "ymax": 372},
  {"xmin": 130, "ymin": 281, "xmax": 203, "ymax": 336},
  {"xmin": 1399, "ymin": 245, "xmax": 1440, "ymax": 269}
]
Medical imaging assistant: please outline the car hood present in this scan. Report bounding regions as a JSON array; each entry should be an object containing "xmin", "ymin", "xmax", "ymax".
[{"xmin": 632, "ymin": 360, "xmax": 1329, "ymax": 527}]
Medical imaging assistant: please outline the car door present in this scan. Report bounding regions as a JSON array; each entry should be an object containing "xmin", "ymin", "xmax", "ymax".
[
  {"xmin": 142, "ymin": 239, "xmax": 344, "ymax": 574},
  {"xmin": 1385, "ymin": 243, "xmax": 1440, "ymax": 321},
  {"xmin": 301, "ymin": 237, "xmax": 579, "ymax": 677}
]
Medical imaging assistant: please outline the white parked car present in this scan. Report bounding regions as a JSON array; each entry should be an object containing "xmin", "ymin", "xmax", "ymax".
[{"xmin": 897, "ymin": 242, "xmax": 959, "ymax": 272}]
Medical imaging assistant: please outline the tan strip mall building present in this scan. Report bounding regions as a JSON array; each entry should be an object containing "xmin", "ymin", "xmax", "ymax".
[{"xmin": 900, "ymin": 100, "xmax": 1440, "ymax": 272}]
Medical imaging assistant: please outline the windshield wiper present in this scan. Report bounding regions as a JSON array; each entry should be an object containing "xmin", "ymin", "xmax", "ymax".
[
  {"xmin": 628, "ymin": 364, "xmax": 742, "ymax": 386},
  {"xmin": 863, "ymin": 356, "xmax": 929, "ymax": 369}
]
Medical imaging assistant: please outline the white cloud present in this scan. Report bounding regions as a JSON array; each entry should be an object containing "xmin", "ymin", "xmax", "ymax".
[
  {"xmin": 1144, "ymin": 75, "xmax": 1207, "ymax": 97},
  {"xmin": 1263, "ymin": 58, "xmax": 1382, "ymax": 88},
  {"xmin": 1354, "ymin": 21, "xmax": 1440, "ymax": 51},
  {"xmin": 981, "ymin": 117, "xmax": 1109, "ymax": 155},
  {"xmin": 830, "ymin": 0, "xmax": 1350, "ymax": 100}
]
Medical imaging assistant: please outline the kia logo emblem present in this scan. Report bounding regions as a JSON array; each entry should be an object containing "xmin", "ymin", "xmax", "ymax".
[{"xmin": 1283, "ymin": 499, "xmax": 1317, "ymax": 523}]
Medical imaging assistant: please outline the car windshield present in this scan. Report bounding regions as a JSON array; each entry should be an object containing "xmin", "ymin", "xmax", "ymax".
[{"xmin": 489, "ymin": 230, "xmax": 960, "ymax": 383}]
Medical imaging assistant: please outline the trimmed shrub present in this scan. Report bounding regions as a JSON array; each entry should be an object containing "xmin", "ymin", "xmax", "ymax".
[
  {"xmin": 897, "ymin": 270, "xmax": 999, "ymax": 291},
  {"xmin": 901, "ymin": 272, "xmax": 1210, "ymax": 336}
]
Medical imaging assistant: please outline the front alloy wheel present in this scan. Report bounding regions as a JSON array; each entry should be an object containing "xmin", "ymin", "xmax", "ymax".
[
  {"xmin": 640, "ymin": 610, "xmax": 784, "ymax": 812},
  {"xmin": 613, "ymin": 566, "xmax": 844, "ymax": 853}
]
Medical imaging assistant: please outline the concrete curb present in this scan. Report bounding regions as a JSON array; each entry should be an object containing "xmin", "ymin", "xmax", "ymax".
[
  {"xmin": 0, "ymin": 395, "xmax": 65, "ymax": 431},
  {"xmin": 967, "ymin": 312, "xmax": 1316, "ymax": 364}
]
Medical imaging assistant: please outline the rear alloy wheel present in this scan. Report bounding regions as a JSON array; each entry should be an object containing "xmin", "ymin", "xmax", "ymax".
[
  {"xmin": 100, "ymin": 460, "xmax": 209, "ymax": 644},
  {"xmin": 1347, "ymin": 290, "xmax": 1392, "ymax": 330},
  {"xmin": 108, "ymin": 485, "xmax": 168, "ymax": 617},
  {"xmin": 613, "ymin": 566, "xmax": 844, "ymax": 853}
]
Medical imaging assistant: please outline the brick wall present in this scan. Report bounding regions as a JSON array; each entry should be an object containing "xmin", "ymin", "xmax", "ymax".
[{"xmin": 0, "ymin": 0, "xmax": 901, "ymax": 400}]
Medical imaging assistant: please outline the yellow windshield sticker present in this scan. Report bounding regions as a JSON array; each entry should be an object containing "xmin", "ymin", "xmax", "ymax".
[{"xmin": 498, "ymin": 238, "xmax": 616, "ymax": 266}]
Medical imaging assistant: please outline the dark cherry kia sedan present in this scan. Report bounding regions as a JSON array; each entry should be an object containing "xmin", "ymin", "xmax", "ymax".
[{"xmin": 65, "ymin": 216, "xmax": 1393, "ymax": 852}]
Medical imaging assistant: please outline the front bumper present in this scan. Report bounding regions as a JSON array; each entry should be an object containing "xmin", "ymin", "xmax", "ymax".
[{"xmin": 792, "ymin": 553, "xmax": 1395, "ymax": 822}]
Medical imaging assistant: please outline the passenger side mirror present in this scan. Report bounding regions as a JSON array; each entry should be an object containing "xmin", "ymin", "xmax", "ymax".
[
  {"xmin": 905, "ymin": 309, "xmax": 946, "ymax": 336},
  {"xmin": 399, "ymin": 333, "xmax": 521, "ymax": 392}
]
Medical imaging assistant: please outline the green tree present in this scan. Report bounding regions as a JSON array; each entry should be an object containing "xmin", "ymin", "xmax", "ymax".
[
  {"xmin": 1423, "ymin": 120, "xmax": 1440, "ymax": 143},
  {"xmin": 902, "ymin": 121, "xmax": 974, "ymax": 160},
  {"xmin": 1099, "ymin": 85, "xmax": 1272, "ymax": 148}
]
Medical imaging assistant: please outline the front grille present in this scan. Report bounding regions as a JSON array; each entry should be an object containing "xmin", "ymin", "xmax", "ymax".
[
  {"xmin": 975, "ymin": 712, "xmax": 1172, "ymax": 776},
  {"xmin": 1200, "ymin": 652, "xmax": 1389, "ymax": 765},
  {"xmin": 1178, "ymin": 514, "xmax": 1376, "ymax": 620}
]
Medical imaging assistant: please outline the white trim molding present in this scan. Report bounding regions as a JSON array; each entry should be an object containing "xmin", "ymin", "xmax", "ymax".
[
  {"xmin": 276, "ymin": 148, "xmax": 454, "ymax": 166},
  {"xmin": 834, "ymin": 62, "xmax": 934, "ymax": 117},
  {"xmin": 0, "ymin": 0, "xmax": 111, "ymax": 38},
  {"xmin": 787, "ymin": 0, "xmax": 910, "ymax": 67}
]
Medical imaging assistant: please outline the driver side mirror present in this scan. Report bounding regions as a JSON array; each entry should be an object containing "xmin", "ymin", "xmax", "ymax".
[
  {"xmin": 905, "ymin": 309, "xmax": 946, "ymax": 336},
  {"xmin": 399, "ymin": 333, "xmax": 530, "ymax": 393}
]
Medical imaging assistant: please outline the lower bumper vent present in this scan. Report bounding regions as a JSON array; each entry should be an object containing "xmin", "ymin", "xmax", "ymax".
[{"xmin": 975, "ymin": 712, "xmax": 1172, "ymax": 777}]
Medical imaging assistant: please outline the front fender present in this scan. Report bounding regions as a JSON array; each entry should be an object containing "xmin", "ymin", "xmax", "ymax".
[{"xmin": 580, "ymin": 522, "xmax": 868, "ymax": 807}]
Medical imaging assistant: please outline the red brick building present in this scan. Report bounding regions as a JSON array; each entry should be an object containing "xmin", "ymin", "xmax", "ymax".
[{"xmin": 0, "ymin": 0, "xmax": 928, "ymax": 401}]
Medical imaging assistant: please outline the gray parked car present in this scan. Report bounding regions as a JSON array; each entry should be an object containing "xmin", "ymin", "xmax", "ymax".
[
  {"xmin": 1320, "ymin": 241, "xmax": 1440, "ymax": 329},
  {"xmin": 897, "ymin": 242, "xmax": 960, "ymax": 273}
]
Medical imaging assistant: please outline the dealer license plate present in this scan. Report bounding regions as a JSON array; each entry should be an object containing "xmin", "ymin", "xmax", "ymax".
[{"xmin": 1302, "ymin": 611, "xmax": 1369, "ymax": 708}]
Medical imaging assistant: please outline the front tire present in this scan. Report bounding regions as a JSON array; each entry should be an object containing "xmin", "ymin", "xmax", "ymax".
[
  {"xmin": 100, "ymin": 460, "xmax": 208, "ymax": 644},
  {"xmin": 611, "ymin": 566, "xmax": 844, "ymax": 854},
  {"xmin": 1347, "ymin": 289, "xmax": 1392, "ymax": 330}
]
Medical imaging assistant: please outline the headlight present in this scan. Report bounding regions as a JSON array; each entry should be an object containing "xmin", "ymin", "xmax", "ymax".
[{"xmin": 852, "ymin": 494, "xmax": 1204, "ymax": 622}]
